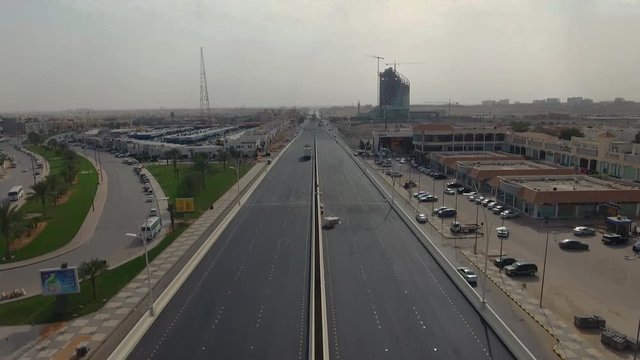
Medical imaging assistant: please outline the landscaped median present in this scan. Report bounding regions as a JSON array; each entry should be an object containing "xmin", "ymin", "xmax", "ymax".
[
  {"xmin": 0, "ymin": 144, "xmax": 98, "ymax": 263},
  {"xmin": 0, "ymin": 159, "xmax": 254, "ymax": 325}
]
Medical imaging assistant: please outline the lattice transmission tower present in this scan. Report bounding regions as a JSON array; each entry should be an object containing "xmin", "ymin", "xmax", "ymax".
[{"xmin": 199, "ymin": 47, "xmax": 212, "ymax": 122}]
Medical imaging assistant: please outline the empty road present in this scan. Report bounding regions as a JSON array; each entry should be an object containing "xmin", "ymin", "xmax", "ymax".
[
  {"xmin": 317, "ymin": 128, "xmax": 515, "ymax": 360},
  {"xmin": 129, "ymin": 128, "xmax": 314, "ymax": 359}
]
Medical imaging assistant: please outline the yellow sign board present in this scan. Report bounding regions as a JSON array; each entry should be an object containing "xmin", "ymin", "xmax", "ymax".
[{"xmin": 175, "ymin": 198, "xmax": 195, "ymax": 213}]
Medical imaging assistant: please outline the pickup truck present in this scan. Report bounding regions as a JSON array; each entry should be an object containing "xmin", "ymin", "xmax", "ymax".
[{"xmin": 450, "ymin": 222, "xmax": 480, "ymax": 234}]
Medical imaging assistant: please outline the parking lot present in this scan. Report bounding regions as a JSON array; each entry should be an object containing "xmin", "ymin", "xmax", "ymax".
[{"xmin": 368, "ymin": 156, "xmax": 640, "ymax": 351}]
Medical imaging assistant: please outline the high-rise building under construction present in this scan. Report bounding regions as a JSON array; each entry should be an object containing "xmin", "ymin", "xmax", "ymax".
[{"xmin": 379, "ymin": 67, "xmax": 410, "ymax": 120}]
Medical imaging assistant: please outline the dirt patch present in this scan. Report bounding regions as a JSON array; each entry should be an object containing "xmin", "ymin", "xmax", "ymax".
[
  {"xmin": 40, "ymin": 321, "xmax": 66, "ymax": 339},
  {"xmin": 10, "ymin": 222, "xmax": 47, "ymax": 251},
  {"xmin": 56, "ymin": 189, "xmax": 74, "ymax": 205}
]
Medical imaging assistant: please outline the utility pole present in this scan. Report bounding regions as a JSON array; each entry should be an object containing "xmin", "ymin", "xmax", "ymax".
[{"xmin": 200, "ymin": 47, "xmax": 212, "ymax": 124}]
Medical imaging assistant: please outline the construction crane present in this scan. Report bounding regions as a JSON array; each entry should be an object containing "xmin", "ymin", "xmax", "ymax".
[
  {"xmin": 385, "ymin": 61, "xmax": 423, "ymax": 71},
  {"xmin": 365, "ymin": 54, "xmax": 384, "ymax": 110}
]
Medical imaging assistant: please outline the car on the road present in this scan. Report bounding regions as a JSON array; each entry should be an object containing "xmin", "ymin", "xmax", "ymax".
[
  {"xmin": 500, "ymin": 209, "xmax": 519, "ymax": 219},
  {"xmin": 496, "ymin": 226, "xmax": 509, "ymax": 238},
  {"xmin": 504, "ymin": 262, "xmax": 538, "ymax": 277},
  {"xmin": 457, "ymin": 267, "xmax": 478, "ymax": 285},
  {"xmin": 437, "ymin": 209, "xmax": 457, "ymax": 218},
  {"xmin": 145, "ymin": 195, "xmax": 154, "ymax": 203},
  {"xmin": 415, "ymin": 213, "xmax": 427, "ymax": 223},
  {"xmin": 573, "ymin": 226, "xmax": 596, "ymax": 236},
  {"xmin": 462, "ymin": 190, "xmax": 476, "ymax": 196},
  {"xmin": 149, "ymin": 208, "xmax": 158, "ymax": 217},
  {"xmin": 602, "ymin": 233, "xmax": 629, "ymax": 245},
  {"xmin": 432, "ymin": 206, "xmax": 448, "ymax": 215},
  {"xmin": 443, "ymin": 188, "xmax": 456, "ymax": 195},
  {"xmin": 475, "ymin": 197, "xmax": 485, "ymax": 204},
  {"xmin": 432, "ymin": 173, "xmax": 447, "ymax": 180},
  {"xmin": 559, "ymin": 239, "xmax": 589, "ymax": 250},
  {"xmin": 493, "ymin": 257, "xmax": 517, "ymax": 268}
]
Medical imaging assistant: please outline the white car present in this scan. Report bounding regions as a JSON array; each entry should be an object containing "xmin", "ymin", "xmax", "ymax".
[
  {"xmin": 457, "ymin": 267, "xmax": 478, "ymax": 284},
  {"xmin": 145, "ymin": 195, "xmax": 154, "ymax": 203},
  {"xmin": 415, "ymin": 213, "xmax": 427, "ymax": 223},
  {"xmin": 149, "ymin": 208, "xmax": 158, "ymax": 216},
  {"xmin": 413, "ymin": 191, "xmax": 427, "ymax": 198},
  {"xmin": 573, "ymin": 226, "xmax": 596, "ymax": 236},
  {"xmin": 496, "ymin": 226, "xmax": 510, "ymax": 238},
  {"xmin": 443, "ymin": 188, "xmax": 456, "ymax": 195},
  {"xmin": 500, "ymin": 210, "xmax": 519, "ymax": 219}
]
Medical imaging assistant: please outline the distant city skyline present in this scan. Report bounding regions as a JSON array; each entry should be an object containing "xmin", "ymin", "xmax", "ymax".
[{"xmin": 1, "ymin": 0, "xmax": 640, "ymax": 112}]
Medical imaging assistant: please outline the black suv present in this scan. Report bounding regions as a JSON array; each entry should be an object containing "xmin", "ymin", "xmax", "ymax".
[
  {"xmin": 446, "ymin": 182, "xmax": 464, "ymax": 189},
  {"xmin": 504, "ymin": 262, "xmax": 538, "ymax": 276}
]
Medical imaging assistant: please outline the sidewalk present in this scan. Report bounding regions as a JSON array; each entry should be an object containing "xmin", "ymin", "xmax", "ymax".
[
  {"xmin": 360, "ymin": 157, "xmax": 607, "ymax": 359},
  {"xmin": 12, "ymin": 160, "xmax": 270, "ymax": 360},
  {"xmin": 0, "ymin": 150, "xmax": 108, "ymax": 272}
]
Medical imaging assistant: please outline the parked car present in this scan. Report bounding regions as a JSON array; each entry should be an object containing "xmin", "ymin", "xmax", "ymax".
[
  {"xmin": 457, "ymin": 267, "xmax": 478, "ymax": 285},
  {"xmin": 415, "ymin": 213, "xmax": 427, "ymax": 223},
  {"xmin": 475, "ymin": 197, "xmax": 485, "ymax": 204},
  {"xmin": 443, "ymin": 188, "xmax": 456, "ymax": 195},
  {"xmin": 446, "ymin": 182, "xmax": 464, "ymax": 189},
  {"xmin": 573, "ymin": 226, "xmax": 596, "ymax": 236},
  {"xmin": 437, "ymin": 209, "xmax": 457, "ymax": 218},
  {"xmin": 432, "ymin": 206, "xmax": 448, "ymax": 215},
  {"xmin": 492, "ymin": 205, "xmax": 504, "ymax": 214},
  {"xmin": 500, "ymin": 209, "xmax": 519, "ymax": 219},
  {"xmin": 145, "ymin": 195, "xmax": 154, "ymax": 203},
  {"xmin": 602, "ymin": 233, "xmax": 628, "ymax": 245},
  {"xmin": 391, "ymin": 171, "xmax": 403, "ymax": 177},
  {"xmin": 432, "ymin": 173, "xmax": 447, "ymax": 180},
  {"xmin": 149, "ymin": 208, "xmax": 158, "ymax": 216},
  {"xmin": 493, "ymin": 257, "xmax": 517, "ymax": 268},
  {"xmin": 419, "ymin": 195, "xmax": 438, "ymax": 202},
  {"xmin": 413, "ymin": 191, "xmax": 427, "ymax": 198},
  {"xmin": 633, "ymin": 241, "xmax": 640, "ymax": 253},
  {"xmin": 559, "ymin": 239, "xmax": 589, "ymax": 250},
  {"xmin": 486, "ymin": 201, "xmax": 497, "ymax": 209},
  {"xmin": 496, "ymin": 226, "xmax": 510, "ymax": 238},
  {"xmin": 504, "ymin": 262, "xmax": 538, "ymax": 277},
  {"xmin": 482, "ymin": 199, "xmax": 492, "ymax": 207}
]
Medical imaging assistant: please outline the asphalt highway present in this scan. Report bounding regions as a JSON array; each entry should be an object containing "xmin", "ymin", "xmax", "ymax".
[
  {"xmin": 317, "ymin": 129, "xmax": 515, "ymax": 360},
  {"xmin": 129, "ymin": 129, "xmax": 314, "ymax": 359}
]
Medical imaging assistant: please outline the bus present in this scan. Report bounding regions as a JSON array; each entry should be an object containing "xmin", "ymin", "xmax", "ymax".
[
  {"xmin": 140, "ymin": 216, "xmax": 161, "ymax": 240},
  {"xmin": 8, "ymin": 186, "xmax": 24, "ymax": 201}
]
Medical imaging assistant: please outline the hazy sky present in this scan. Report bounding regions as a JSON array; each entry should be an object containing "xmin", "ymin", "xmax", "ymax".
[{"xmin": 1, "ymin": 0, "xmax": 640, "ymax": 111}]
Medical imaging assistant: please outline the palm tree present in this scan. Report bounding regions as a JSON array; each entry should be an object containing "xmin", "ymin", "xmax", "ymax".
[
  {"xmin": 168, "ymin": 149, "xmax": 180, "ymax": 180},
  {"xmin": 192, "ymin": 153, "xmax": 210, "ymax": 187},
  {"xmin": 29, "ymin": 180, "xmax": 50, "ymax": 217},
  {"xmin": 78, "ymin": 258, "xmax": 108, "ymax": 299},
  {"xmin": 0, "ymin": 201, "xmax": 20, "ymax": 260},
  {"xmin": 45, "ymin": 174, "xmax": 65, "ymax": 206},
  {"xmin": 218, "ymin": 150, "xmax": 228, "ymax": 169}
]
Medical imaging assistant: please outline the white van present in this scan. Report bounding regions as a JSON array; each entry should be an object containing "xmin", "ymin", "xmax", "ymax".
[
  {"xmin": 140, "ymin": 216, "xmax": 161, "ymax": 240},
  {"xmin": 8, "ymin": 186, "xmax": 24, "ymax": 201}
]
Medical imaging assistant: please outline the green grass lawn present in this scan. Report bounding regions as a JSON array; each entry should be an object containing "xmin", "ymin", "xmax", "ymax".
[
  {"xmin": 0, "ymin": 147, "xmax": 98, "ymax": 262},
  {"xmin": 0, "ymin": 223, "xmax": 188, "ymax": 325},
  {"xmin": 147, "ymin": 163, "xmax": 251, "ymax": 215},
  {"xmin": 0, "ymin": 161, "xmax": 254, "ymax": 324}
]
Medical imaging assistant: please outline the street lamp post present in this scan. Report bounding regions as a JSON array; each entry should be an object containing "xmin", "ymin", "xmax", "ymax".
[
  {"xmin": 474, "ymin": 202, "xmax": 479, "ymax": 254},
  {"xmin": 431, "ymin": 177, "xmax": 436, "ymax": 212},
  {"xmin": 125, "ymin": 225, "xmax": 154, "ymax": 316},
  {"xmin": 539, "ymin": 230, "xmax": 555, "ymax": 307},
  {"xmin": 481, "ymin": 222, "xmax": 490, "ymax": 303}
]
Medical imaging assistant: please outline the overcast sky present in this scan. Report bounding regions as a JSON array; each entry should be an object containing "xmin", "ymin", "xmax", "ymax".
[{"xmin": 1, "ymin": 0, "xmax": 640, "ymax": 112}]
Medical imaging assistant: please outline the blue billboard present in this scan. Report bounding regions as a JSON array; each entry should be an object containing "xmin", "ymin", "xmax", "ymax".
[{"xmin": 39, "ymin": 267, "xmax": 81, "ymax": 295}]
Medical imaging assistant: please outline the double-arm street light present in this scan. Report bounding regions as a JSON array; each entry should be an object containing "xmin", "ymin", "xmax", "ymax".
[
  {"xmin": 539, "ymin": 230, "xmax": 556, "ymax": 307},
  {"xmin": 125, "ymin": 226, "xmax": 155, "ymax": 316}
]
